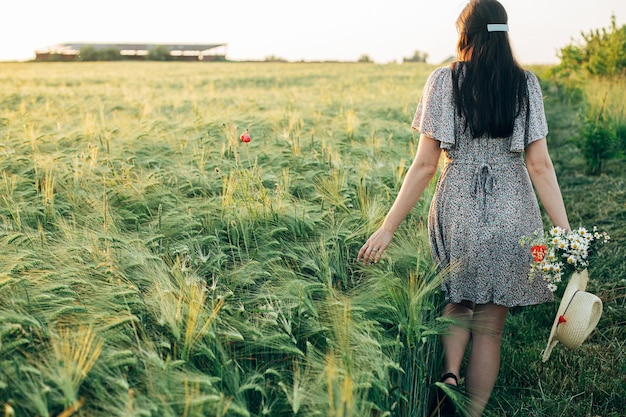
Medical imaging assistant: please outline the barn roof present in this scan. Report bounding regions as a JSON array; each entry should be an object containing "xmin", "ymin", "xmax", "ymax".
[{"xmin": 37, "ymin": 43, "xmax": 226, "ymax": 53}]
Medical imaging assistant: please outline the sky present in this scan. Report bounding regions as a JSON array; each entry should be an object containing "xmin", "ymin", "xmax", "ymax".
[{"xmin": 1, "ymin": 0, "xmax": 625, "ymax": 65}]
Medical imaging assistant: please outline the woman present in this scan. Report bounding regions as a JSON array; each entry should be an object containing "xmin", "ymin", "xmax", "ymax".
[{"xmin": 358, "ymin": 0, "xmax": 570, "ymax": 415}]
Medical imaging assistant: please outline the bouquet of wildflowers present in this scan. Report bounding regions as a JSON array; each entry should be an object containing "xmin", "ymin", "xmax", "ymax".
[{"xmin": 521, "ymin": 226, "xmax": 611, "ymax": 292}]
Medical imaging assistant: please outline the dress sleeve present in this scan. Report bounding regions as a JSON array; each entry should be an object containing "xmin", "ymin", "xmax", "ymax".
[
  {"xmin": 510, "ymin": 71, "xmax": 549, "ymax": 152},
  {"xmin": 412, "ymin": 67, "xmax": 456, "ymax": 149}
]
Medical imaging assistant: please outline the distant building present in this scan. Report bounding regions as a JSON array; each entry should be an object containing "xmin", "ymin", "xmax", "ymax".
[{"xmin": 34, "ymin": 43, "xmax": 227, "ymax": 61}]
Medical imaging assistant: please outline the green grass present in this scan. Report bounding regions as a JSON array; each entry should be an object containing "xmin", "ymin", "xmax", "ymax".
[{"xmin": 0, "ymin": 61, "xmax": 624, "ymax": 416}]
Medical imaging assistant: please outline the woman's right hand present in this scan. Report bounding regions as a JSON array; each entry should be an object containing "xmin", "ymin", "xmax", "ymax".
[{"xmin": 358, "ymin": 228, "xmax": 394, "ymax": 265}]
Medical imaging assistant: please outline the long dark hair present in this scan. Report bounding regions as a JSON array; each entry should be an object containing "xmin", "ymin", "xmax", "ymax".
[{"xmin": 451, "ymin": 0, "xmax": 529, "ymax": 139}]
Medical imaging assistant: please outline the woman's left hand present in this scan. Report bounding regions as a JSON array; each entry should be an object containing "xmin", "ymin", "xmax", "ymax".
[{"xmin": 358, "ymin": 228, "xmax": 394, "ymax": 265}]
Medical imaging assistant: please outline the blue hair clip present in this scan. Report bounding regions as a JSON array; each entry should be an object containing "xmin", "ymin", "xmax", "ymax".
[{"xmin": 487, "ymin": 24, "xmax": 509, "ymax": 32}]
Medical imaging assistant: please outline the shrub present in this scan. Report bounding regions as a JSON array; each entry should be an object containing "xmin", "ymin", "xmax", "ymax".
[
  {"xmin": 264, "ymin": 55, "xmax": 287, "ymax": 62},
  {"xmin": 555, "ymin": 14, "xmax": 626, "ymax": 78},
  {"xmin": 577, "ymin": 109, "xmax": 618, "ymax": 175},
  {"xmin": 79, "ymin": 46, "xmax": 122, "ymax": 61},
  {"xmin": 78, "ymin": 46, "xmax": 99, "ymax": 61},
  {"xmin": 403, "ymin": 50, "xmax": 429, "ymax": 63},
  {"xmin": 98, "ymin": 48, "xmax": 123, "ymax": 61},
  {"xmin": 615, "ymin": 121, "xmax": 626, "ymax": 160},
  {"xmin": 147, "ymin": 45, "xmax": 172, "ymax": 61}
]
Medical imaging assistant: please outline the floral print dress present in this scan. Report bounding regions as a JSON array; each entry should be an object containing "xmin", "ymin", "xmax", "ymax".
[{"xmin": 412, "ymin": 66, "xmax": 553, "ymax": 307}]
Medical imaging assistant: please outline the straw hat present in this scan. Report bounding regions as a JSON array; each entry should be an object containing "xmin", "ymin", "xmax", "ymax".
[{"xmin": 542, "ymin": 269, "xmax": 603, "ymax": 362}]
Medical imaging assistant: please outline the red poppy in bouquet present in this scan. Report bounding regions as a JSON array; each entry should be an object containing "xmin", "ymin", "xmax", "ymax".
[
  {"xmin": 521, "ymin": 226, "xmax": 610, "ymax": 292},
  {"xmin": 531, "ymin": 244, "xmax": 547, "ymax": 262}
]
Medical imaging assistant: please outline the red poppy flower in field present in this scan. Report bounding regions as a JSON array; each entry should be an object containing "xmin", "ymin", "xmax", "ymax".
[
  {"xmin": 240, "ymin": 130, "xmax": 251, "ymax": 142},
  {"xmin": 531, "ymin": 244, "xmax": 547, "ymax": 262}
]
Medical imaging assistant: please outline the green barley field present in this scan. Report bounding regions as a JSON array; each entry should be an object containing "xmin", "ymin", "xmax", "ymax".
[{"xmin": 0, "ymin": 62, "xmax": 624, "ymax": 417}]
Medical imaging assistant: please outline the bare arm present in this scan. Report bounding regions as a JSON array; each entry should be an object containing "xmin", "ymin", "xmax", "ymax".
[
  {"xmin": 525, "ymin": 138, "xmax": 571, "ymax": 230},
  {"xmin": 358, "ymin": 134, "xmax": 442, "ymax": 264}
]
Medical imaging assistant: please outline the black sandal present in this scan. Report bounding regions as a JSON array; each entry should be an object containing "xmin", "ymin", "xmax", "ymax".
[
  {"xmin": 440, "ymin": 372, "xmax": 458, "ymax": 385},
  {"xmin": 429, "ymin": 373, "xmax": 459, "ymax": 417}
]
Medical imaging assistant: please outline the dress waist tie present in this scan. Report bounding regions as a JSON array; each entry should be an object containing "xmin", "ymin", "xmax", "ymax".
[{"xmin": 471, "ymin": 163, "xmax": 495, "ymax": 223}]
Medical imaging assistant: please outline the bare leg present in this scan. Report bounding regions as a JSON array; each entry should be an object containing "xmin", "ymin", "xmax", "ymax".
[
  {"xmin": 440, "ymin": 301, "xmax": 474, "ymax": 384},
  {"xmin": 464, "ymin": 303, "xmax": 509, "ymax": 417}
]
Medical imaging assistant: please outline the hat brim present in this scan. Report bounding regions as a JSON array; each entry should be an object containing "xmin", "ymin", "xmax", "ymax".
[{"xmin": 542, "ymin": 269, "xmax": 589, "ymax": 362}]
